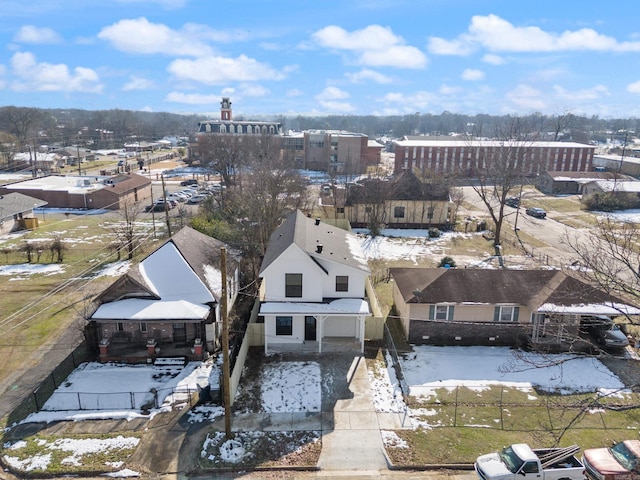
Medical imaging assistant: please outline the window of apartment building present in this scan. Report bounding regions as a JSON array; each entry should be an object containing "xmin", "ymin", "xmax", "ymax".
[
  {"xmin": 394, "ymin": 206, "xmax": 405, "ymax": 218},
  {"xmin": 494, "ymin": 306, "xmax": 519, "ymax": 322},
  {"xmin": 336, "ymin": 275, "xmax": 349, "ymax": 292},
  {"xmin": 139, "ymin": 323, "xmax": 147, "ymax": 333},
  {"xmin": 285, "ymin": 273, "xmax": 303, "ymax": 297},
  {"xmin": 116, "ymin": 322, "xmax": 124, "ymax": 332},
  {"xmin": 275, "ymin": 316, "xmax": 293, "ymax": 335}
]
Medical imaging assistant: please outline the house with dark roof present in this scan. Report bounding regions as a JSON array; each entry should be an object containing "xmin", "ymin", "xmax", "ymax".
[
  {"xmin": 342, "ymin": 170, "xmax": 453, "ymax": 228},
  {"xmin": 88, "ymin": 226, "xmax": 239, "ymax": 363},
  {"xmin": 0, "ymin": 192, "xmax": 48, "ymax": 235},
  {"xmin": 390, "ymin": 267, "xmax": 640, "ymax": 350},
  {"xmin": 258, "ymin": 210, "xmax": 371, "ymax": 353}
]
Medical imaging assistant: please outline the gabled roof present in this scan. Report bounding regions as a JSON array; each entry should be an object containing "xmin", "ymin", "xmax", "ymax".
[
  {"xmin": 389, "ymin": 268, "xmax": 636, "ymax": 313},
  {"xmin": 346, "ymin": 170, "xmax": 450, "ymax": 205},
  {"xmin": 91, "ymin": 227, "xmax": 234, "ymax": 321},
  {"xmin": 0, "ymin": 192, "xmax": 48, "ymax": 219},
  {"xmin": 259, "ymin": 210, "xmax": 369, "ymax": 275}
]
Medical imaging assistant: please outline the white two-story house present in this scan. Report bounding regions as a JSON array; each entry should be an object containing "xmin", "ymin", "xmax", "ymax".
[{"xmin": 258, "ymin": 210, "xmax": 371, "ymax": 354}]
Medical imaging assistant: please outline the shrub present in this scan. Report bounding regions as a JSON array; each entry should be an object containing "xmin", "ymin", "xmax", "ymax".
[
  {"xmin": 428, "ymin": 227, "xmax": 441, "ymax": 238},
  {"xmin": 438, "ymin": 256, "xmax": 457, "ymax": 268}
]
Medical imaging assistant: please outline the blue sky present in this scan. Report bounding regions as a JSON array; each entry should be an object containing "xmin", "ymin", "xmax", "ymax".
[{"xmin": 2, "ymin": 0, "xmax": 640, "ymax": 118}]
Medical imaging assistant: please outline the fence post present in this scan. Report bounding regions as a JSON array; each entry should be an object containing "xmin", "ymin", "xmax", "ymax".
[
  {"xmin": 454, "ymin": 386, "xmax": 459, "ymax": 427},
  {"xmin": 33, "ymin": 389, "xmax": 40, "ymax": 411},
  {"xmin": 500, "ymin": 386, "xmax": 504, "ymax": 430},
  {"xmin": 77, "ymin": 392, "xmax": 82, "ymax": 410},
  {"xmin": 131, "ymin": 392, "xmax": 136, "ymax": 410}
]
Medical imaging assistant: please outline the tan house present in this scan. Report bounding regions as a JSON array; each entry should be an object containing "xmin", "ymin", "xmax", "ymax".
[
  {"xmin": 390, "ymin": 268, "xmax": 640, "ymax": 350},
  {"xmin": 342, "ymin": 170, "xmax": 453, "ymax": 229}
]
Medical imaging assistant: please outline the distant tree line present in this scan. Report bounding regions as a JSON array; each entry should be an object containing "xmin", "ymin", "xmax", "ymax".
[{"xmin": 0, "ymin": 106, "xmax": 639, "ymax": 154}]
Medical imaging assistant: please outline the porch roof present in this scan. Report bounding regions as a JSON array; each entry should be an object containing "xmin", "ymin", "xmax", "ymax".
[
  {"xmin": 537, "ymin": 302, "xmax": 640, "ymax": 316},
  {"xmin": 260, "ymin": 298, "xmax": 370, "ymax": 316},
  {"xmin": 91, "ymin": 298, "xmax": 210, "ymax": 321}
]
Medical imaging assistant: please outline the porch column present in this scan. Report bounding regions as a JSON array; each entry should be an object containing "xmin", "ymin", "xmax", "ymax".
[{"xmin": 318, "ymin": 315, "xmax": 325, "ymax": 353}]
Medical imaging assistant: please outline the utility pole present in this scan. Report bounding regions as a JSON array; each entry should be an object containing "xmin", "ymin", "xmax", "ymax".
[
  {"xmin": 76, "ymin": 143, "xmax": 82, "ymax": 176},
  {"xmin": 221, "ymin": 247, "xmax": 232, "ymax": 438},
  {"xmin": 161, "ymin": 174, "xmax": 171, "ymax": 236}
]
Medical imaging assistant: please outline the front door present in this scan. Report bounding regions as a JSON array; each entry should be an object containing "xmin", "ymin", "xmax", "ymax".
[
  {"xmin": 173, "ymin": 323, "xmax": 187, "ymax": 343},
  {"xmin": 305, "ymin": 316, "xmax": 317, "ymax": 341}
]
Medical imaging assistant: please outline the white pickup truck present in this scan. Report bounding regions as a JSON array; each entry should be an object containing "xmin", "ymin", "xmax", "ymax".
[{"xmin": 475, "ymin": 444, "xmax": 585, "ymax": 480}]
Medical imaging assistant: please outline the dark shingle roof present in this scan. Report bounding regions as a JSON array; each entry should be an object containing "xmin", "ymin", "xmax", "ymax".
[
  {"xmin": 389, "ymin": 268, "xmax": 625, "ymax": 309},
  {"xmin": 0, "ymin": 192, "xmax": 48, "ymax": 219}
]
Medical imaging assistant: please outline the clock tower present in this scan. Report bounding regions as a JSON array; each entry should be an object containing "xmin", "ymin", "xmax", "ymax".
[{"xmin": 220, "ymin": 97, "xmax": 232, "ymax": 121}]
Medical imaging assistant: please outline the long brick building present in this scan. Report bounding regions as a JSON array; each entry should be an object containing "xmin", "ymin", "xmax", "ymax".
[{"xmin": 393, "ymin": 138, "xmax": 595, "ymax": 177}]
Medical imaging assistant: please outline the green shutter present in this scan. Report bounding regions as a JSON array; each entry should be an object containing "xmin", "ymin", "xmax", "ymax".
[
  {"xmin": 448, "ymin": 305, "xmax": 455, "ymax": 320},
  {"xmin": 494, "ymin": 306, "xmax": 500, "ymax": 322},
  {"xmin": 429, "ymin": 305, "xmax": 435, "ymax": 320},
  {"xmin": 513, "ymin": 307, "xmax": 520, "ymax": 322}
]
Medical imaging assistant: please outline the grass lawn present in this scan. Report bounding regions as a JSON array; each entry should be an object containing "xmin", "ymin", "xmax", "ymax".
[{"xmin": 0, "ymin": 210, "xmax": 168, "ymax": 423}]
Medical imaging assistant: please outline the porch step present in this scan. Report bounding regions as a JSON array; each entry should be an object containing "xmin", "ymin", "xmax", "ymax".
[{"xmin": 154, "ymin": 356, "xmax": 187, "ymax": 366}]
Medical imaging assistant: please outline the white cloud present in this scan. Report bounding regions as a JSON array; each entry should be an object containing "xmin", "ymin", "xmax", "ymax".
[
  {"xmin": 167, "ymin": 55, "xmax": 285, "ymax": 85},
  {"xmin": 627, "ymin": 81, "xmax": 640, "ymax": 94},
  {"xmin": 504, "ymin": 84, "xmax": 547, "ymax": 110},
  {"xmin": 10, "ymin": 52, "xmax": 102, "ymax": 93},
  {"xmin": 237, "ymin": 83, "xmax": 270, "ymax": 97},
  {"xmin": 461, "ymin": 68, "xmax": 484, "ymax": 81},
  {"xmin": 381, "ymin": 91, "xmax": 438, "ymax": 111},
  {"xmin": 165, "ymin": 91, "xmax": 221, "ymax": 104},
  {"xmin": 287, "ymin": 88, "xmax": 303, "ymax": 97},
  {"xmin": 428, "ymin": 14, "xmax": 640, "ymax": 55},
  {"xmin": 122, "ymin": 76, "xmax": 154, "ymax": 91},
  {"xmin": 98, "ymin": 17, "xmax": 212, "ymax": 56},
  {"xmin": 552, "ymin": 84, "xmax": 609, "ymax": 101},
  {"xmin": 13, "ymin": 25, "xmax": 62, "ymax": 44},
  {"xmin": 439, "ymin": 84, "xmax": 461, "ymax": 95},
  {"xmin": 345, "ymin": 69, "xmax": 392, "ymax": 84},
  {"xmin": 113, "ymin": 0, "xmax": 187, "ymax": 8},
  {"xmin": 315, "ymin": 86, "xmax": 355, "ymax": 112},
  {"xmin": 312, "ymin": 25, "xmax": 427, "ymax": 69},
  {"xmin": 482, "ymin": 53, "xmax": 506, "ymax": 65}
]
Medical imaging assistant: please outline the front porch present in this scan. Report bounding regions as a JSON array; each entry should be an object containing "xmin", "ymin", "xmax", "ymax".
[
  {"xmin": 97, "ymin": 338, "xmax": 206, "ymax": 364},
  {"xmin": 265, "ymin": 337, "xmax": 361, "ymax": 354}
]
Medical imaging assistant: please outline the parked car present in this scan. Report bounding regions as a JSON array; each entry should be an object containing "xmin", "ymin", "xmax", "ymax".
[
  {"xmin": 475, "ymin": 443, "xmax": 584, "ymax": 480},
  {"xmin": 505, "ymin": 197, "xmax": 520, "ymax": 208},
  {"xmin": 580, "ymin": 315, "xmax": 629, "ymax": 349},
  {"xmin": 180, "ymin": 179, "xmax": 198, "ymax": 187},
  {"xmin": 583, "ymin": 439, "xmax": 640, "ymax": 480},
  {"xmin": 145, "ymin": 202, "xmax": 170, "ymax": 212},
  {"xmin": 187, "ymin": 194, "xmax": 208, "ymax": 204},
  {"xmin": 525, "ymin": 207, "xmax": 546, "ymax": 218}
]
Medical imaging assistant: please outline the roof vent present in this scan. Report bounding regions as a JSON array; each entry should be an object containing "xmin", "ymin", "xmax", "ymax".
[
  {"xmin": 316, "ymin": 244, "xmax": 323, "ymax": 254},
  {"xmin": 315, "ymin": 218, "xmax": 320, "ymax": 225}
]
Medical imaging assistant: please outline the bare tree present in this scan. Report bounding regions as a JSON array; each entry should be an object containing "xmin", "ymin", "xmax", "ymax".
[
  {"xmin": 564, "ymin": 216, "xmax": 640, "ymax": 313},
  {"xmin": 469, "ymin": 117, "xmax": 541, "ymax": 265},
  {"xmin": 197, "ymin": 134, "xmax": 244, "ymax": 187},
  {"xmin": 110, "ymin": 198, "xmax": 145, "ymax": 260}
]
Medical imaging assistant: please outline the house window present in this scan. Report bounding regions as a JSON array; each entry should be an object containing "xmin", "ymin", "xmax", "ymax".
[
  {"xmin": 275, "ymin": 316, "xmax": 293, "ymax": 336},
  {"xmin": 427, "ymin": 206, "xmax": 434, "ymax": 219},
  {"xmin": 495, "ymin": 306, "xmax": 519, "ymax": 322},
  {"xmin": 365, "ymin": 206, "xmax": 372, "ymax": 213},
  {"xmin": 336, "ymin": 275, "xmax": 349, "ymax": 292},
  {"xmin": 285, "ymin": 273, "xmax": 302, "ymax": 297},
  {"xmin": 116, "ymin": 322, "xmax": 124, "ymax": 332},
  {"xmin": 139, "ymin": 323, "xmax": 147, "ymax": 332},
  {"xmin": 394, "ymin": 206, "xmax": 405, "ymax": 218},
  {"xmin": 435, "ymin": 305, "xmax": 450, "ymax": 320},
  {"xmin": 336, "ymin": 207, "xmax": 344, "ymax": 214}
]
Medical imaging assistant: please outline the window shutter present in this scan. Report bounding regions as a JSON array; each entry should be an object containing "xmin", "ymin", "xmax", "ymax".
[
  {"xmin": 513, "ymin": 307, "xmax": 520, "ymax": 322},
  {"xmin": 448, "ymin": 305, "xmax": 455, "ymax": 320},
  {"xmin": 429, "ymin": 305, "xmax": 435, "ymax": 320},
  {"xmin": 494, "ymin": 306, "xmax": 500, "ymax": 322}
]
